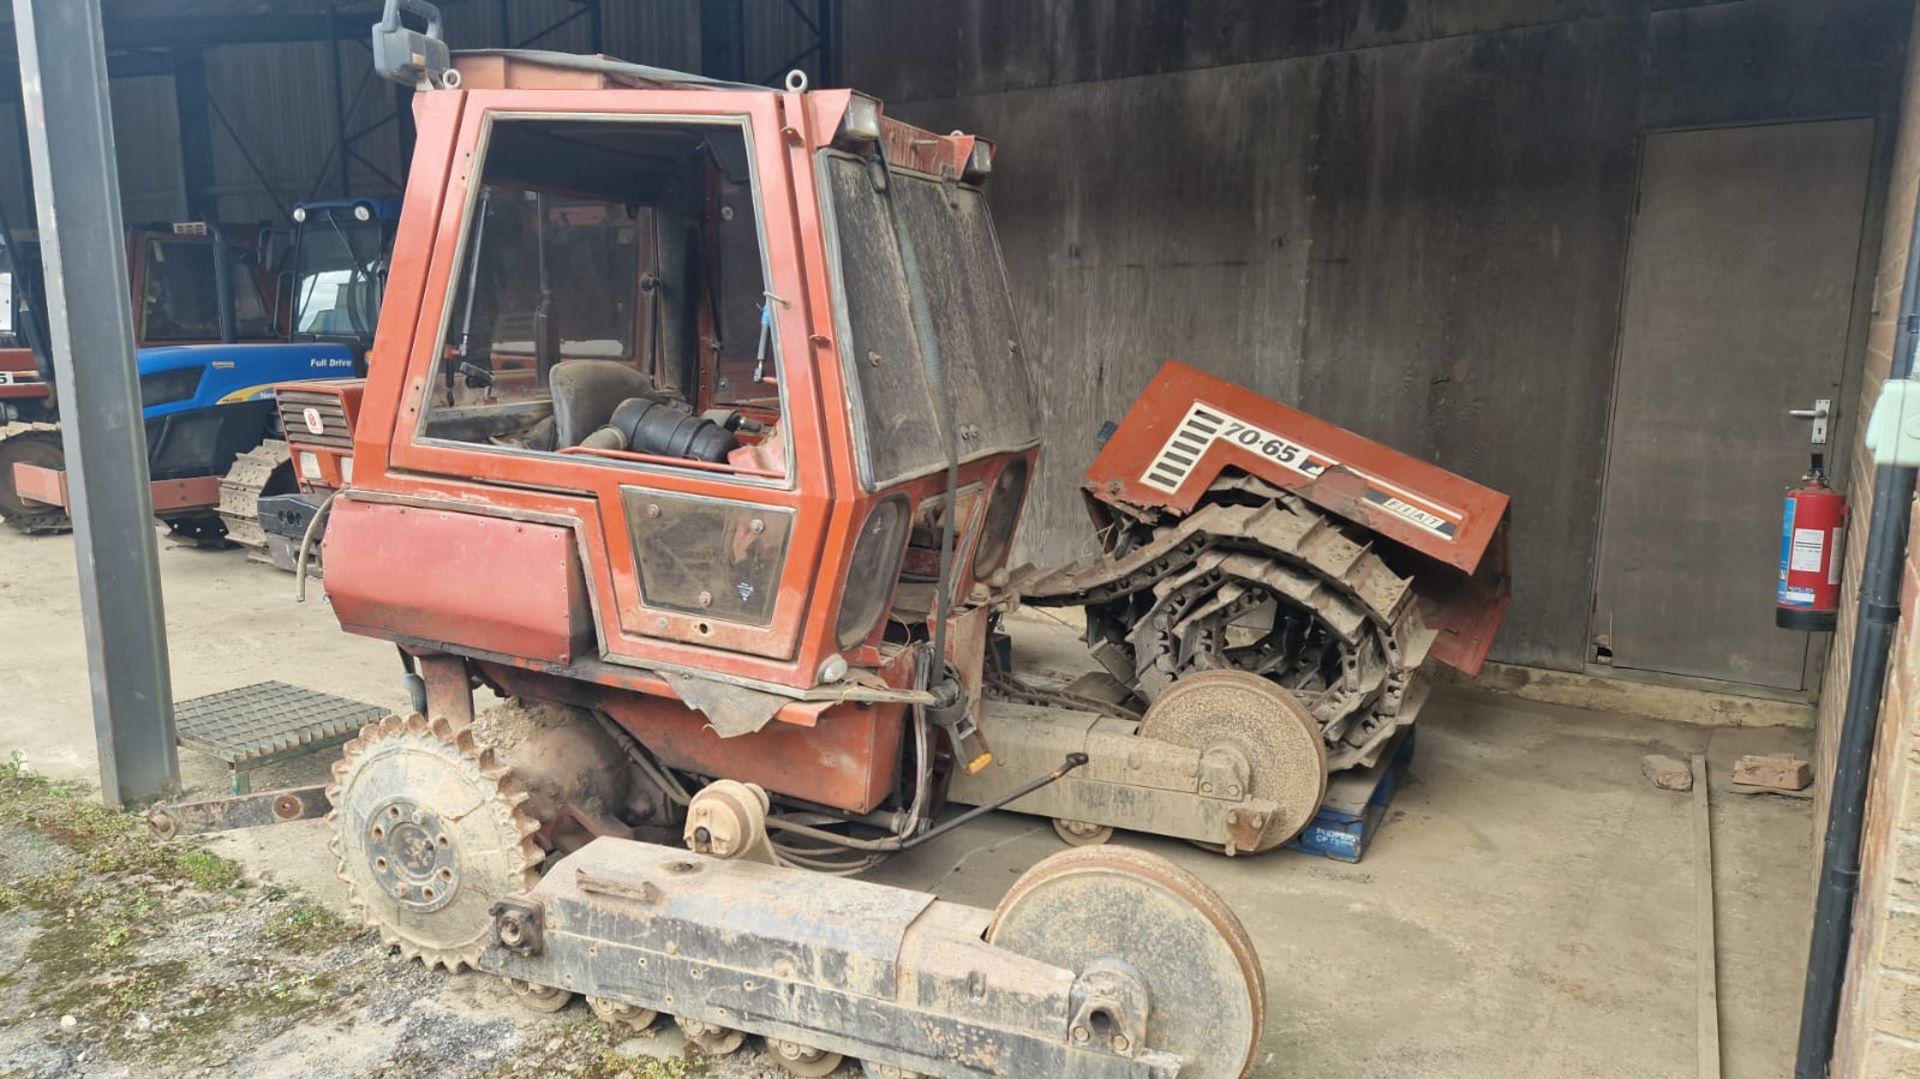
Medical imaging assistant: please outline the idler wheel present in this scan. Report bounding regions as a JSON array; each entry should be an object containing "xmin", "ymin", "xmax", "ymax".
[
  {"xmin": 1138, "ymin": 669, "xmax": 1326, "ymax": 851},
  {"xmin": 987, "ymin": 846, "xmax": 1266, "ymax": 1079}
]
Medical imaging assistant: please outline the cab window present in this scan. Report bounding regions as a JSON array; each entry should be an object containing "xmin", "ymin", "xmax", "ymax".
[
  {"xmin": 140, "ymin": 238, "xmax": 276, "ymax": 342},
  {"xmin": 418, "ymin": 117, "xmax": 786, "ymax": 480}
]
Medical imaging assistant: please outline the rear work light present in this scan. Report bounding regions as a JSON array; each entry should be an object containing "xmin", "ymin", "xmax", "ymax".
[
  {"xmin": 837, "ymin": 94, "xmax": 883, "ymax": 146},
  {"xmin": 836, "ymin": 495, "xmax": 910, "ymax": 650},
  {"xmin": 963, "ymin": 137, "xmax": 993, "ymax": 181}
]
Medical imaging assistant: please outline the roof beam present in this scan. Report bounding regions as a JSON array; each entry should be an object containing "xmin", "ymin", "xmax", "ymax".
[{"xmin": 0, "ymin": 8, "xmax": 380, "ymax": 56}]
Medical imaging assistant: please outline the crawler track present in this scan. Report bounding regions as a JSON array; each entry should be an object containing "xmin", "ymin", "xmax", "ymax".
[
  {"xmin": 1016, "ymin": 477, "xmax": 1436, "ymax": 771},
  {"xmin": 217, "ymin": 440, "xmax": 294, "ymax": 556}
]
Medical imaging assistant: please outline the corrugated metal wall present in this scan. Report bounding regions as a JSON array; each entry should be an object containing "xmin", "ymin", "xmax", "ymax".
[
  {"xmin": 743, "ymin": 0, "xmax": 826, "ymax": 86},
  {"xmin": 203, "ymin": 42, "xmax": 407, "ymax": 223},
  {"xmin": 0, "ymin": 0, "xmax": 820, "ymax": 231}
]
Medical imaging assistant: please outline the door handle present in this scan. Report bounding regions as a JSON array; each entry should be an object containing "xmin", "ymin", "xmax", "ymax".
[{"xmin": 1789, "ymin": 398, "xmax": 1832, "ymax": 445}]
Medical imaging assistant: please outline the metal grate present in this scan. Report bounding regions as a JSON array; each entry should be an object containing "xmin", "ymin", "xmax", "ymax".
[
  {"xmin": 174, "ymin": 681, "xmax": 382, "ymax": 767},
  {"xmin": 277, "ymin": 390, "xmax": 353, "ymax": 449}
]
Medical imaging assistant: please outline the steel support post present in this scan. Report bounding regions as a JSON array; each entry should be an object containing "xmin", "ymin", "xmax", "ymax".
[
  {"xmin": 171, "ymin": 47, "xmax": 216, "ymax": 220},
  {"xmin": 327, "ymin": 5, "xmax": 351, "ymax": 197},
  {"xmin": 818, "ymin": 0, "xmax": 836, "ymax": 86},
  {"xmin": 12, "ymin": 0, "xmax": 178, "ymax": 807},
  {"xmin": 700, "ymin": 0, "xmax": 746, "ymax": 82}
]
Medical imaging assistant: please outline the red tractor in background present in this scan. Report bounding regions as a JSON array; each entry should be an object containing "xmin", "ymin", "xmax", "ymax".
[
  {"xmin": 0, "ymin": 212, "xmax": 289, "ymax": 532},
  {"xmin": 0, "ymin": 215, "xmax": 287, "ymax": 425}
]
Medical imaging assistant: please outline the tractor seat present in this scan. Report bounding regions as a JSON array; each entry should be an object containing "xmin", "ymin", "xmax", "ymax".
[{"xmin": 549, "ymin": 360, "xmax": 656, "ymax": 447}]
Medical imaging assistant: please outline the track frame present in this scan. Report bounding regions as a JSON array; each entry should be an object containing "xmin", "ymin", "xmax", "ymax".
[{"xmin": 481, "ymin": 837, "xmax": 1182, "ymax": 1079}]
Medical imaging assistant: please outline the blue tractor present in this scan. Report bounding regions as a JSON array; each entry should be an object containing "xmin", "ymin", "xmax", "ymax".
[{"xmin": 0, "ymin": 197, "xmax": 399, "ymax": 543}]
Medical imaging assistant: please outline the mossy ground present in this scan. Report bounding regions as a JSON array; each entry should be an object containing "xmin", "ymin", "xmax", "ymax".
[
  {"xmin": 0, "ymin": 756, "xmax": 368, "ymax": 1069},
  {"xmin": 0, "ymin": 758, "xmax": 758, "ymax": 1077}
]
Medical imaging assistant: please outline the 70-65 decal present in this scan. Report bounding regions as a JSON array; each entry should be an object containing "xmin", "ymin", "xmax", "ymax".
[
  {"xmin": 1141, "ymin": 402, "xmax": 1463, "ymax": 541},
  {"xmin": 1220, "ymin": 420, "xmax": 1326, "ymax": 476}
]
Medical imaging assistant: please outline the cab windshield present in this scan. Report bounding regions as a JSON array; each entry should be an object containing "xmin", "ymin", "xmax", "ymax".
[
  {"xmin": 417, "ymin": 115, "xmax": 786, "ymax": 481},
  {"xmin": 293, "ymin": 211, "xmax": 388, "ymax": 340}
]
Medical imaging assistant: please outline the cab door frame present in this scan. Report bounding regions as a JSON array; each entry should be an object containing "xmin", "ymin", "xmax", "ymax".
[{"xmin": 377, "ymin": 89, "xmax": 837, "ymax": 679}]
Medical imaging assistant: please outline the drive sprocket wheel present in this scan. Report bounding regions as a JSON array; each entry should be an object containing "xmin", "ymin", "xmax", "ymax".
[
  {"xmin": 327, "ymin": 713, "xmax": 543, "ymax": 971},
  {"xmin": 986, "ymin": 846, "xmax": 1265, "ymax": 1079},
  {"xmin": 1139, "ymin": 669, "xmax": 1327, "ymax": 852}
]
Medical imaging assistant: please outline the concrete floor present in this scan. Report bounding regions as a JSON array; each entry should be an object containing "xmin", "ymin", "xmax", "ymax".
[{"xmin": 0, "ymin": 526, "xmax": 1816, "ymax": 1077}]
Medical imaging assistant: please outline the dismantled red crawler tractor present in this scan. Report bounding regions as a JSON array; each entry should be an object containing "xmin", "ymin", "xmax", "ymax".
[{"xmin": 149, "ymin": 1, "xmax": 1511, "ymax": 1073}]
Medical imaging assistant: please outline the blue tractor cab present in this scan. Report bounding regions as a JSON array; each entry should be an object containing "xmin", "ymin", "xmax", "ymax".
[{"xmin": 0, "ymin": 197, "xmax": 399, "ymax": 538}]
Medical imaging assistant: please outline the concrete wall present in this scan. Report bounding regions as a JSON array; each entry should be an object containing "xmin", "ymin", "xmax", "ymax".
[{"xmin": 843, "ymin": 0, "xmax": 1913, "ymax": 670}]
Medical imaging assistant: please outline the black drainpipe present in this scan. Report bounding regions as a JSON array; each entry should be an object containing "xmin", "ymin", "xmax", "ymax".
[{"xmin": 1794, "ymin": 185, "xmax": 1920, "ymax": 1077}]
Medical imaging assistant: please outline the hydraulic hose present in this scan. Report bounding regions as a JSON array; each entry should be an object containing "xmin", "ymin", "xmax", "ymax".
[
  {"xmin": 292, "ymin": 491, "xmax": 338, "ymax": 603},
  {"xmin": 1794, "ymin": 181, "xmax": 1920, "ymax": 1077}
]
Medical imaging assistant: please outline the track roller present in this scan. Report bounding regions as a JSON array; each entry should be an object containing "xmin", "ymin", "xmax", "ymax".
[
  {"xmin": 766, "ymin": 1038, "xmax": 844, "ymax": 1076},
  {"xmin": 587, "ymin": 995, "xmax": 658, "ymax": 1037},
  {"xmin": 675, "ymin": 1015, "xmax": 746, "ymax": 1056},
  {"xmin": 508, "ymin": 977, "xmax": 573, "ymax": 1013},
  {"xmin": 1052, "ymin": 818, "xmax": 1114, "ymax": 847}
]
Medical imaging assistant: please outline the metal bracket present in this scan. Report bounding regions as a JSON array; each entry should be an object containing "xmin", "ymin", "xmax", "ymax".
[
  {"xmin": 1198, "ymin": 744, "xmax": 1251, "ymax": 801},
  {"xmin": 372, "ymin": 0, "xmax": 450, "ymax": 87},
  {"xmin": 490, "ymin": 897, "xmax": 545, "ymax": 957},
  {"xmin": 145, "ymin": 784, "xmax": 332, "ymax": 840}
]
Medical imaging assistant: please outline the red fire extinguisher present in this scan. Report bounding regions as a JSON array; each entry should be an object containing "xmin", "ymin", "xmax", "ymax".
[{"xmin": 1777, "ymin": 454, "xmax": 1848, "ymax": 631}]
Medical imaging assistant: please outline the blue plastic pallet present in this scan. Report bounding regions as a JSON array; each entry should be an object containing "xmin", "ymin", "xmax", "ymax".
[{"xmin": 1283, "ymin": 726, "xmax": 1416, "ymax": 863}]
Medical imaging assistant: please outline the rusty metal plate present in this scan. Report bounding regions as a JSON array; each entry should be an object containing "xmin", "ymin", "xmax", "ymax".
[
  {"xmin": 325, "ymin": 499, "xmax": 593, "ymax": 664},
  {"xmin": 10, "ymin": 460, "xmax": 68, "ymax": 509}
]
